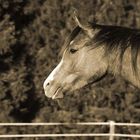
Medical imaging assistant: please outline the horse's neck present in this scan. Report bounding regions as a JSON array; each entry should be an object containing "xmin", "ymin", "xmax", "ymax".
[
  {"xmin": 121, "ymin": 47, "xmax": 140, "ymax": 88},
  {"xmin": 117, "ymin": 47, "xmax": 140, "ymax": 88}
]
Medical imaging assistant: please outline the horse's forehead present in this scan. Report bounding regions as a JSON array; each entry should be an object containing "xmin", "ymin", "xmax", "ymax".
[
  {"xmin": 61, "ymin": 28, "xmax": 91, "ymax": 56},
  {"xmin": 70, "ymin": 31, "xmax": 89, "ymax": 46}
]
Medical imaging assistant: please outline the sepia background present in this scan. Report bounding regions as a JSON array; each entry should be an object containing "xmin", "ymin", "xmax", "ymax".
[{"xmin": 0, "ymin": 0, "xmax": 140, "ymax": 139}]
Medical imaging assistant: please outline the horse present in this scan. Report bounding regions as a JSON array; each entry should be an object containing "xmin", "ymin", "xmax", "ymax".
[{"xmin": 43, "ymin": 13, "xmax": 140, "ymax": 99}]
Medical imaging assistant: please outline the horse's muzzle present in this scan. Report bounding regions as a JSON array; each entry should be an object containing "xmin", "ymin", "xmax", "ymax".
[{"xmin": 43, "ymin": 80, "xmax": 64, "ymax": 99}]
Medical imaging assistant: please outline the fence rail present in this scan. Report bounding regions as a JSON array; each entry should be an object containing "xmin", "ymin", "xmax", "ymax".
[{"xmin": 0, "ymin": 121, "xmax": 140, "ymax": 139}]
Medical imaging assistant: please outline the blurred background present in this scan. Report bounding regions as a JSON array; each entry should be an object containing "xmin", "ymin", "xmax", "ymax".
[{"xmin": 0, "ymin": 0, "xmax": 140, "ymax": 139}]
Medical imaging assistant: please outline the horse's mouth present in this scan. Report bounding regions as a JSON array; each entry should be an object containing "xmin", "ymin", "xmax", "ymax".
[{"xmin": 52, "ymin": 87, "xmax": 63, "ymax": 99}]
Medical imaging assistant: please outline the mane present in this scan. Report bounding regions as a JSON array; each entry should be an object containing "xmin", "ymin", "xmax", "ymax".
[{"xmin": 91, "ymin": 23, "xmax": 140, "ymax": 74}]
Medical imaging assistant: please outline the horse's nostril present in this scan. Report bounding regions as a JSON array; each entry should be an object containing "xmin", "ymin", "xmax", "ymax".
[
  {"xmin": 44, "ymin": 80, "xmax": 52, "ymax": 89},
  {"xmin": 44, "ymin": 82, "xmax": 50, "ymax": 89}
]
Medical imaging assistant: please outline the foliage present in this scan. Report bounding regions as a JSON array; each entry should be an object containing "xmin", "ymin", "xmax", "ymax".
[{"xmin": 0, "ymin": 0, "xmax": 140, "ymax": 138}]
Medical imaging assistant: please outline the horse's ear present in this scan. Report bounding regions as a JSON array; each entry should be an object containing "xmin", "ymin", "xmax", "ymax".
[{"xmin": 73, "ymin": 10, "xmax": 94, "ymax": 37}]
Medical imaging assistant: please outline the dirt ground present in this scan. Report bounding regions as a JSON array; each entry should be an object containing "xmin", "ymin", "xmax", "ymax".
[{"xmin": 0, "ymin": 0, "xmax": 140, "ymax": 139}]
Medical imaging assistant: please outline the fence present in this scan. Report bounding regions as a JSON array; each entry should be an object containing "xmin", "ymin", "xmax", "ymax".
[{"xmin": 0, "ymin": 121, "xmax": 140, "ymax": 139}]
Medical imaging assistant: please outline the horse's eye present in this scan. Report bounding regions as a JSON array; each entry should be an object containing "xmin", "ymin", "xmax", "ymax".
[{"xmin": 70, "ymin": 48, "xmax": 78, "ymax": 54}]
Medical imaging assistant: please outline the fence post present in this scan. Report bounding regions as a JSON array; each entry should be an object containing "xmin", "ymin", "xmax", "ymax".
[{"xmin": 109, "ymin": 121, "xmax": 115, "ymax": 140}]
